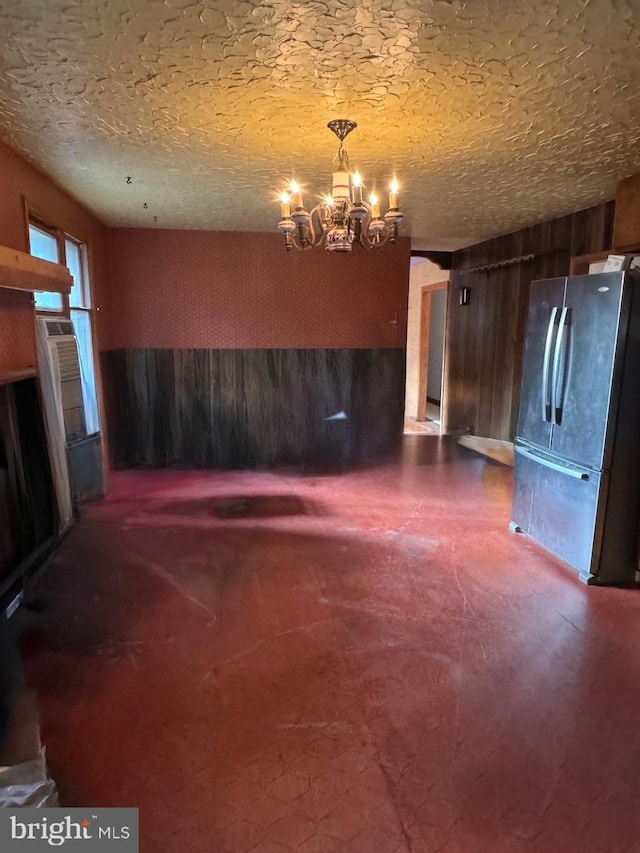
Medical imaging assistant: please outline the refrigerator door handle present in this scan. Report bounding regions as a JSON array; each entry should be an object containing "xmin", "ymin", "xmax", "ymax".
[
  {"xmin": 552, "ymin": 307, "xmax": 569, "ymax": 425},
  {"xmin": 542, "ymin": 307, "xmax": 558, "ymax": 422},
  {"xmin": 516, "ymin": 446, "xmax": 589, "ymax": 480}
]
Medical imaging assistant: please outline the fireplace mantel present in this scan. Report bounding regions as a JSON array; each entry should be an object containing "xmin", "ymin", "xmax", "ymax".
[
  {"xmin": 0, "ymin": 244, "xmax": 72, "ymax": 294},
  {"xmin": 0, "ymin": 367, "xmax": 38, "ymax": 387}
]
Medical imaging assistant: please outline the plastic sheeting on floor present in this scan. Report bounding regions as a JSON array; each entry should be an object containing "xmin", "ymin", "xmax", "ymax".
[{"xmin": 0, "ymin": 749, "xmax": 58, "ymax": 808}]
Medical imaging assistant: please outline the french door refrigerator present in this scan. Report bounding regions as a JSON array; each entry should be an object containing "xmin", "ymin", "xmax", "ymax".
[{"xmin": 511, "ymin": 271, "xmax": 640, "ymax": 585}]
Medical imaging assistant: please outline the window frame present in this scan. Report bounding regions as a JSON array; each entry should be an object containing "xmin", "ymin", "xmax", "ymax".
[
  {"xmin": 28, "ymin": 218, "xmax": 67, "ymax": 314},
  {"xmin": 65, "ymin": 234, "xmax": 91, "ymax": 310},
  {"xmin": 24, "ymin": 199, "xmax": 95, "ymax": 317},
  {"xmin": 24, "ymin": 198, "xmax": 102, "ymax": 434}
]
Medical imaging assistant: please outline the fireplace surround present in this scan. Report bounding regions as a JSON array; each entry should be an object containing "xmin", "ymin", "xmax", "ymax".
[{"xmin": 0, "ymin": 377, "xmax": 56, "ymax": 611}]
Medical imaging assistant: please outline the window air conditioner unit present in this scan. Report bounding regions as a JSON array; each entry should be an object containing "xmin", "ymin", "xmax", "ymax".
[{"xmin": 38, "ymin": 318, "xmax": 87, "ymax": 444}]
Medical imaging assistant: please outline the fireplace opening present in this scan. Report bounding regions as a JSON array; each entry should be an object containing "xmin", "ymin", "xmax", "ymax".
[{"xmin": 0, "ymin": 378, "xmax": 56, "ymax": 611}]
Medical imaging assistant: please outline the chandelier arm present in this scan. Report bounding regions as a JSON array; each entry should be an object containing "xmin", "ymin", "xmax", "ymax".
[
  {"xmin": 378, "ymin": 228, "xmax": 391, "ymax": 247},
  {"xmin": 291, "ymin": 229, "xmax": 313, "ymax": 251},
  {"xmin": 360, "ymin": 232, "xmax": 376, "ymax": 250},
  {"xmin": 359, "ymin": 231, "xmax": 374, "ymax": 250},
  {"xmin": 308, "ymin": 204, "xmax": 326, "ymax": 246},
  {"xmin": 360, "ymin": 226, "xmax": 391, "ymax": 250},
  {"xmin": 320, "ymin": 205, "xmax": 334, "ymax": 229}
]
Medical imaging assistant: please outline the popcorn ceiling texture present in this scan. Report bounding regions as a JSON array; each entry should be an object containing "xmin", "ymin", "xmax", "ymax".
[{"xmin": 0, "ymin": 0, "xmax": 638, "ymax": 243}]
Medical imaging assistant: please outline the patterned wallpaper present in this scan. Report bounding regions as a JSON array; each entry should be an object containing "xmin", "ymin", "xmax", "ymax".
[
  {"xmin": 0, "ymin": 289, "xmax": 37, "ymax": 374},
  {"xmin": 105, "ymin": 229, "xmax": 411, "ymax": 350}
]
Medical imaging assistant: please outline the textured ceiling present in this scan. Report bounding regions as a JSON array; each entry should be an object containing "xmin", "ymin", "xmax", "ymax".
[{"xmin": 0, "ymin": 0, "xmax": 639, "ymax": 247}]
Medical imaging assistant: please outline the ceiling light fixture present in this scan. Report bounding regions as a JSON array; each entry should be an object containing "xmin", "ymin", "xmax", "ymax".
[{"xmin": 277, "ymin": 120, "xmax": 404, "ymax": 253}]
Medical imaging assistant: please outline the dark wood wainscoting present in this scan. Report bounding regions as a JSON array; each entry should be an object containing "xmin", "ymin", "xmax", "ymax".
[
  {"xmin": 445, "ymin": 200, "xmax": 615, "ymax": 440},
  {"xmin": 102, "ymin": 348, "xmax": 406, "ymax": 469}
]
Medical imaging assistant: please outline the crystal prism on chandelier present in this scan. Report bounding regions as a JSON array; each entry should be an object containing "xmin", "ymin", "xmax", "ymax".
[{"xmin": 276, "ymin": 120, "xmax": 404, "ymax": 253}]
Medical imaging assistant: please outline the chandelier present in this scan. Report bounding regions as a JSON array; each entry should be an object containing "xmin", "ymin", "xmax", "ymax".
[{"xmin": 277, "ymin": 120, "xmax": 403, "ymax": 253}]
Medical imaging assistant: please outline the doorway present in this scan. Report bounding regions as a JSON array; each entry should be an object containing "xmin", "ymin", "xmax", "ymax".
[
  {"xmin": 404, "ymin": 257, "xmax": 449, "ymax": 435},
  {"xmin": 417, "ymin": 282, "xmax": 448, "ymax": 428}
]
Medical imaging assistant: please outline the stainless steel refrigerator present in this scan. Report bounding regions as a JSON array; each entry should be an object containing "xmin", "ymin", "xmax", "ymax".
[{"xmin": 510, "ymin": 271, "xmax": 640, "ymax": 585}]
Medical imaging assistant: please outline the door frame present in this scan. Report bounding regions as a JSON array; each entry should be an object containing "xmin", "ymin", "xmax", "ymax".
[{"xmin": 417, "ymin": 281, "xmax": 448, "ymax": 422}]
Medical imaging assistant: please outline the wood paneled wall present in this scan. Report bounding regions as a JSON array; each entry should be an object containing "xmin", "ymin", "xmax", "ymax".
[
  {"xmin": 445, "ymin": 201, "xmax": 615, "ymax": 440},
  {"xmin": 102, "ymin": 348, "xmax": 406, "ymax": 470}
]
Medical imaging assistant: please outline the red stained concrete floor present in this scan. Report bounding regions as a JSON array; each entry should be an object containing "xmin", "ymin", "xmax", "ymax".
[{"xmin": 18, "ymin": 436, "xmax": 640, "ymax": 852}]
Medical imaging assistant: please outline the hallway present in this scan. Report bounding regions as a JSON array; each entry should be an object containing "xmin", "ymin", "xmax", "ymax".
[{"xmin": 19, "ymin": 437, "xmax": 640, "ymax": 852}]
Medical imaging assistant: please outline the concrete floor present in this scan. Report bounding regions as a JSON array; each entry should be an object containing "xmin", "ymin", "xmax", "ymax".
[{"xmin": 19, "ymin": 436, "xmax": 640, "ymax": 852}]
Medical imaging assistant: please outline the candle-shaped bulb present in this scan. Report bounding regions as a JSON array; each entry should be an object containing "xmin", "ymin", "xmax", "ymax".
[
  {"xmin": 280, "ymin": 192, "xmax": 291, "ymax": 219},
  {"xmin": 352, "ymin": 170, "xmax": 363, "ymax": 204},
  {"xmin": 289, "ymin": 180, "xmax": 303, "ymax": 208},
  {"xmin": 389, "ymin": 178, "xmax": 399, "ymax": 210},
  {"xmin": 369, "ymin": 192, "xmax": 381, "ymax": 220},
  {"xmin": 324, "ymin": 194, "xmax": 335, "ymax": 207}
]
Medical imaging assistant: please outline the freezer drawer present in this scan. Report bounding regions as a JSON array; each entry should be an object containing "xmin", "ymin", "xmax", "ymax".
[{"xmin": 512, "ymin": 447, "xmax": 604, "ymax": 577}]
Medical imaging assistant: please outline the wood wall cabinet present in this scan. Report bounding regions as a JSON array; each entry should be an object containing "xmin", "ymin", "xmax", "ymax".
[
  {"xmin": 570, "ymin": 250, "xmax": 611, "ymax": 276},
  {"xmin": 613, "ymin": 174, "xmax": 640, "ymax": 252}
]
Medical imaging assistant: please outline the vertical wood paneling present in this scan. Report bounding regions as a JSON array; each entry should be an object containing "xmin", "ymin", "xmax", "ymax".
[
  {"xmin": 445, "ymin": 201, "xmax": 615, "ymax": 440},
  {"xmin": 102, "ymin": 348, "xmax": 405, "ymax": 470},
  {"xmin": 572, "ymin": 200, "xmax": 616, "ymax": 257}
]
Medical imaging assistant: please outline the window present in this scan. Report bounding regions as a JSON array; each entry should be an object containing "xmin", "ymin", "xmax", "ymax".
[
  {"xmin": 29, "ymin": 224, "xmax": 63, "ymax": 312},
  {"xmin": 27, "ymin": 217, "xmax": 101, "ymax": 435},
  {"xmin": 66, "ymin": 238, "xmax": 100, "ymax": 435}
]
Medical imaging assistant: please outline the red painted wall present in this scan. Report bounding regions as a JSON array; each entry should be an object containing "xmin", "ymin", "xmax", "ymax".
[
  {"xmin": 105, "ymin": 229, "xmax": 410, "ymax": 350},
  {"xmin": 0, "ymin": 138, "xmax": 109, "ymax": 375}
]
